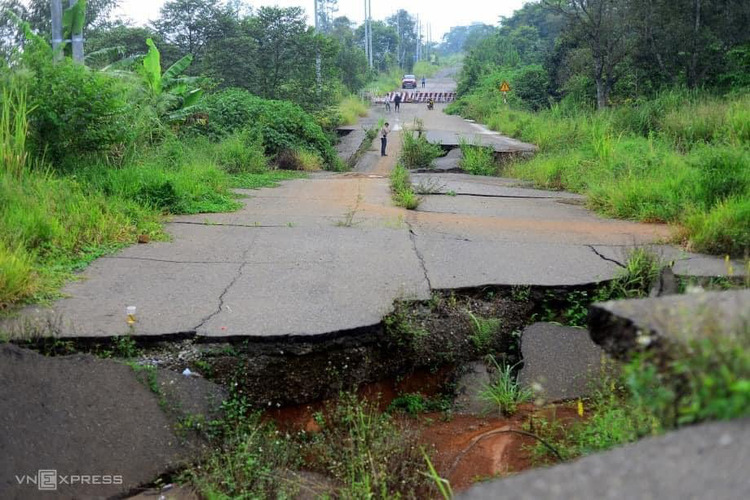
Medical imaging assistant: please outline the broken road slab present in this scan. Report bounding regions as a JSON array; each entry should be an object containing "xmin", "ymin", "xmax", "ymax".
[
  {"xmin": 424, "ymin": 130, "xmax": 536, "ymax": 153},
  {"xmin": 460, "ymin": 418, "xmax": 750, "ymax": 500},
  {"xmin": 411, "ymin": 173, "xmax": 576, "ymax": 198},
  {"xmin": 518, "ymin": 323, "xmax": 608, "ymax": 402},
  {"xmin": 589, "ymin": 289, "xmax": 750, "ymax": 358},
  {"xmin": 0, "ymin": 344, "xmax": 223, "ymax": 499}
]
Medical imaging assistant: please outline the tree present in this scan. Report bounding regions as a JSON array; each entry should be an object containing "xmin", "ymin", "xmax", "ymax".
[
  {"xmin": 152, "ymin": 0, "xmax": 225, "ymax": 62},
  {"xmin": 387, "ymin": 9, "xmax": 417, "ymax": 70},
  {"xmin": 330, "ymin": 16, "xmax": 368, "ymax": 91},
  {"xmin": 21, "ymin": 0, "xmax": 118, "ymax": 35},
  {"xmin": 245, "ymin": 6, "xmax": 337, "ymax": 107},
  {"xmin": 355, "ymin": 20, "xmax": 397, "ymax": 72},
  {"xmin": 316, "ymin": 0, "xmax": 338, "ymax": 34},
  {"xmin": 544, "ymin": 0, "xmax": 633, "ymax": 109}
]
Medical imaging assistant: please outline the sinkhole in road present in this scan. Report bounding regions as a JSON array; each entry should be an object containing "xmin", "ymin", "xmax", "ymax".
[{"xmin": 22, "ymin": 283, "xmax": 608, "ymax": 495}]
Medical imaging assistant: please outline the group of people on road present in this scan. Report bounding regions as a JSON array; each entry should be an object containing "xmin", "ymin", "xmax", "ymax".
[{"xmin": 380, "ymin": 77, "xmax": 429, "ymax": 156}]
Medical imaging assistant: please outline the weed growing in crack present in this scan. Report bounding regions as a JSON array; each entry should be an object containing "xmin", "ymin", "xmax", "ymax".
[
  {"xmin": 479, "ymin": 356, "xmax": 533, "ymax": 416},
  {"xmin": 390, "ymin": 163, "xmax": 421, "ymax": 209},
  {"xmin": 526, "ymin": 331, "xmax": 750, "ymax": 464},
  {"xmin": 388, "ymin": 392, "xmax": 452, "ymax": 416},
  {"xmin": 384, "ymin": 303, "xmax": 429, "ymax": 350},
  {"xmin": 459, "ymin": 138, "xmax": 497, "ymax": 176},
  {"xmin": 307, "ymin": 393, "xmax": 426, "ymax": 497},
  {"xmin": 401, "ymin": 131, "xmax": 442, "ymax": 169},
  {"xmin": 467, "ymin": 311, "xmax": 503, "ymax": 352}
]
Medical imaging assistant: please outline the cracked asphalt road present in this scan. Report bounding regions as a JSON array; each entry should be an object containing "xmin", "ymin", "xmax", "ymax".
[{"xmin": 4, "ymin": 74, "xmax": 738, "ymax": 339}]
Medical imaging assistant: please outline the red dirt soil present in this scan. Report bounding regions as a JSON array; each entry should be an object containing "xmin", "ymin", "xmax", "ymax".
[{"xmin": 265, "ymin": 373, "xmax": 583, "ymax": 493}]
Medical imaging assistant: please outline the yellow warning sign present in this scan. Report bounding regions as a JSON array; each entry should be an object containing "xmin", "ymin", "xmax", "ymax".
[{"xmin": 499, "ymin": 81, "xmax": 511, "ymax": 92}]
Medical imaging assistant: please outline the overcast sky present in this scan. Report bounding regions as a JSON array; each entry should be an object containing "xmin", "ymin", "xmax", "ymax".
[{"xmin": 114, "ymin": 0, "xmax": 530, "ymax": 40}]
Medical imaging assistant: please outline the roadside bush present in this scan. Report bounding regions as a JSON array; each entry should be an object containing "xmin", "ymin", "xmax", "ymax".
[
  {"xmin": 276, "ymin": 149, "xmax": 324, "ymax": 171},
  {"xmin": 22, "ymin": 53, "xmax": 133, "ymax": 167},
  {"xmin": 215, "ymin": 128, "xmax": 268, "ymax": 174},
  {"xmin": 338, "ymin": 96, "xmax": 369, "ymax": 126},
  {"xmin": 0, "ymin": 241, "xmax": 36, "ymax": 308},
  {"xmin": 200, "ymin": 89, "xmax": 338, "ymax": 168},
  {"xmin": 401, "ymin": 131, "xmax": 442, "ymax": 169},
  {"xmin": 460, "ymin": 139, "xmax": 497, "ymax": 176}
]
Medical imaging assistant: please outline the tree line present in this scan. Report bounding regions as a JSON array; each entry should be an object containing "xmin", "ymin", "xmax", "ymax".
[
  {"xmin": 456, "ymin": 0, "xmax": 749, "ymax": 109},
  {"xmin": 1, "ymin": 0, "xmax": 435, "ymax": 110}
]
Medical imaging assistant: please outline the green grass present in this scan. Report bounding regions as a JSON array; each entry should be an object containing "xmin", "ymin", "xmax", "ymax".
[
  {"xmin": 467, "ymin": 311, "xmax": 502, "ymax": 351},
  {"xmin": 231, "ymin": 170, "xmax": 306, "ymax": 189},
  {"xmin": 365, "ymin": 70, "xmax": 402, "ymax": 95},
  {"xmin": 339, "ymin": 96, "xmax": 370, "ymax": 125},
  {"xmin": 459, "ymin": 139, "xmax": 497, "ymax": 176},
  {"xmin": 448, "ymin": 89, "xmax": 750, "ymax": 256},
  {"xmin": 413, "ymin": 61, "xmax": 440, "ymax": 79},
  {"xmin": 479, "ymin": 356, "xmax": 533, "ymax": 415},
  {"xmin": 390, "ymin": 164, "xmax": 421, "ymax": 210},
  {"xmin": 0, "ymin": 98, "xmax": 303, "ymax": 309},
  {"xmin": 529, "ymin": 330, "xmax": 750, "ymax": 463},
  {"xmin": 401, "ymin": 130, "xmax": 443, "ymax": 170},
  {"xmin": 184, "ymin": 392, "xmax": 432, "ymax": 499}
]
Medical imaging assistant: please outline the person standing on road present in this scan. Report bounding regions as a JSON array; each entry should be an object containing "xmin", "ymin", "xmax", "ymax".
[
  {"xmin": 380, "ymin": 122, "xmax": 390, "ymax": 156},
  {"xmin": 394, "ymin": 93, "xmax": 402, "ymax": 112},
  {"xmin": 421, "ymin": 76, "xmax": 426, "ymax": 88}
]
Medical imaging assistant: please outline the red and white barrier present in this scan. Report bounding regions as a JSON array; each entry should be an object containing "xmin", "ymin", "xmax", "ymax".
[{"xmin": 383, "ymin": 91, "xmax": 457, "ymax": 103}]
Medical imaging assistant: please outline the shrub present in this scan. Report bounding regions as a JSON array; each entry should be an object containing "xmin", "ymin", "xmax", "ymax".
[
  {"xmin": 0, "ymin": 241, "xmax": 36, "ymax": 308},
  {"xmin": 215, "ymin": 128, "xmax": 268, "ymax": 174},
  {"xmin": 23, "ymin": 54, "xmax": 133, "ymax": 167},
  {"xmin": 401, "ymin": 131, "xmax": 442, "ymax": 169},
  {"xmin": 200, "ymin": 89, "xmax": 338, "ymax": 168},
  {"xmin": 479, "ymin": 357, "xmax": 533, "ymax": 415},
  {"xmin": 459, "ymin": 139, "xmax": 497, "ymax": 176},
  {"xmin": 390, "ymin": 164, "xmax": 421, "ymax": 209}
]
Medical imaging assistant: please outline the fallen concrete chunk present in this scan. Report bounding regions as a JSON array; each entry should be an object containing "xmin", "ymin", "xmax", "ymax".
[
  {"xmin": 0, "ymin": 344, "xmax": 223, "ymax": 499},
  {"xmin": 518, "ymin": 323, "xmax": 608, "ymax": 401},
  {"xmin": 460, "ymin": 418, "xmax": 750, "ymax": 500},
  {"xmin": 454, "ymin": 361, "xmax": 492, "ymax": 414},
  {"xmin": 589, "ymin": 289, "xmax": 750, "ymax": 359}
]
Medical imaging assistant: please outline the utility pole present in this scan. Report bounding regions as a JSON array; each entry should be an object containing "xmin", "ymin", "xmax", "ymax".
[
  {"xmin": 314, "ymin": 0, "xmax": 322, "ymax": 95},
  {"xmin": 367, "ymin": 0, "xmax": 373, "ymax": 68},
  {"xmin": 70, "ymin": 0, "xmax": 84, "ymax": 63},
  {"xmin": 50, "ymin": 0, "xmax": 63, "ymax": 60},
  {"xmin": 363, "ymin": 0, "xmax": 368, "ymax": 63}
]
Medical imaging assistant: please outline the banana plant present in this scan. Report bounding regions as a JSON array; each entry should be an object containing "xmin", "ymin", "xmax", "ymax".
[{"xmin": 141, "ymin": 38, "xmax": 203, "ymax": 122}]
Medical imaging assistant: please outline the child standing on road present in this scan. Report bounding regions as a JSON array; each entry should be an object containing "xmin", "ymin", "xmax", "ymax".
[
  {"xmin": 421, "ymin": 76, "xmax": 426, "ymax": 88},
  {"xmin": 380, "ymin": 122, "xmax": 390, "ymax": 156}
]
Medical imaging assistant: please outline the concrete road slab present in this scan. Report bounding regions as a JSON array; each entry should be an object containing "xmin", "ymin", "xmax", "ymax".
[
  {"xmin": 518, "ymin": 323, "xmax": 608, "ymax": 401},
  {"xmin": 413, "ymin": 235, "xmax": 620, "ymax": 288},
  {"xmin": 199, "ymin": 227, "xmax": 431, "ymax": 337},
  {"xmin": 114, "ymin": 223, "xmax": 259, "ymax": 263},
  {"xmin": 424, "ymin": 130, "xmax": 536, "ymax": 153},
  {"xmin": 412, "ymin": 173, "xmax": 549, "ymax": 197},
  {"xmin": 5, "ymin": 260, "xmax": 241, "ymax": 338},
  {"xmin": 461, "ymin": 419, "xmax": 750, "ymax": 500},
  {"xmin": 591, "ymin": 244, "xmax": 745, "ymax": 277}
]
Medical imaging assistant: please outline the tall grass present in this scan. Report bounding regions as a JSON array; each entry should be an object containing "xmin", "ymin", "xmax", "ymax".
[
  {"xmin": 0, "ymin": 93, "xmax": 302, "ymax": 308},
  {"xmin": 401, "ymin": 131, "xmax": 442, "ymax": 169},
  {"xmin": 339, "ymin": 96, "xmax": 369, "ymax": 125},
  {"xmin": 390, "ymin": 164, "xmax": 421, "ymax": 210},
  {"xmin": 1, "ymin": 81, "xmax": 29, "ymax": 178},
  {"xmin": 459, "ymin": 138, "xmax": 497, "ymax": 176},
  {"xmin": 448, "ymin": 88, "xmax": 750, "ymax": 256}
]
